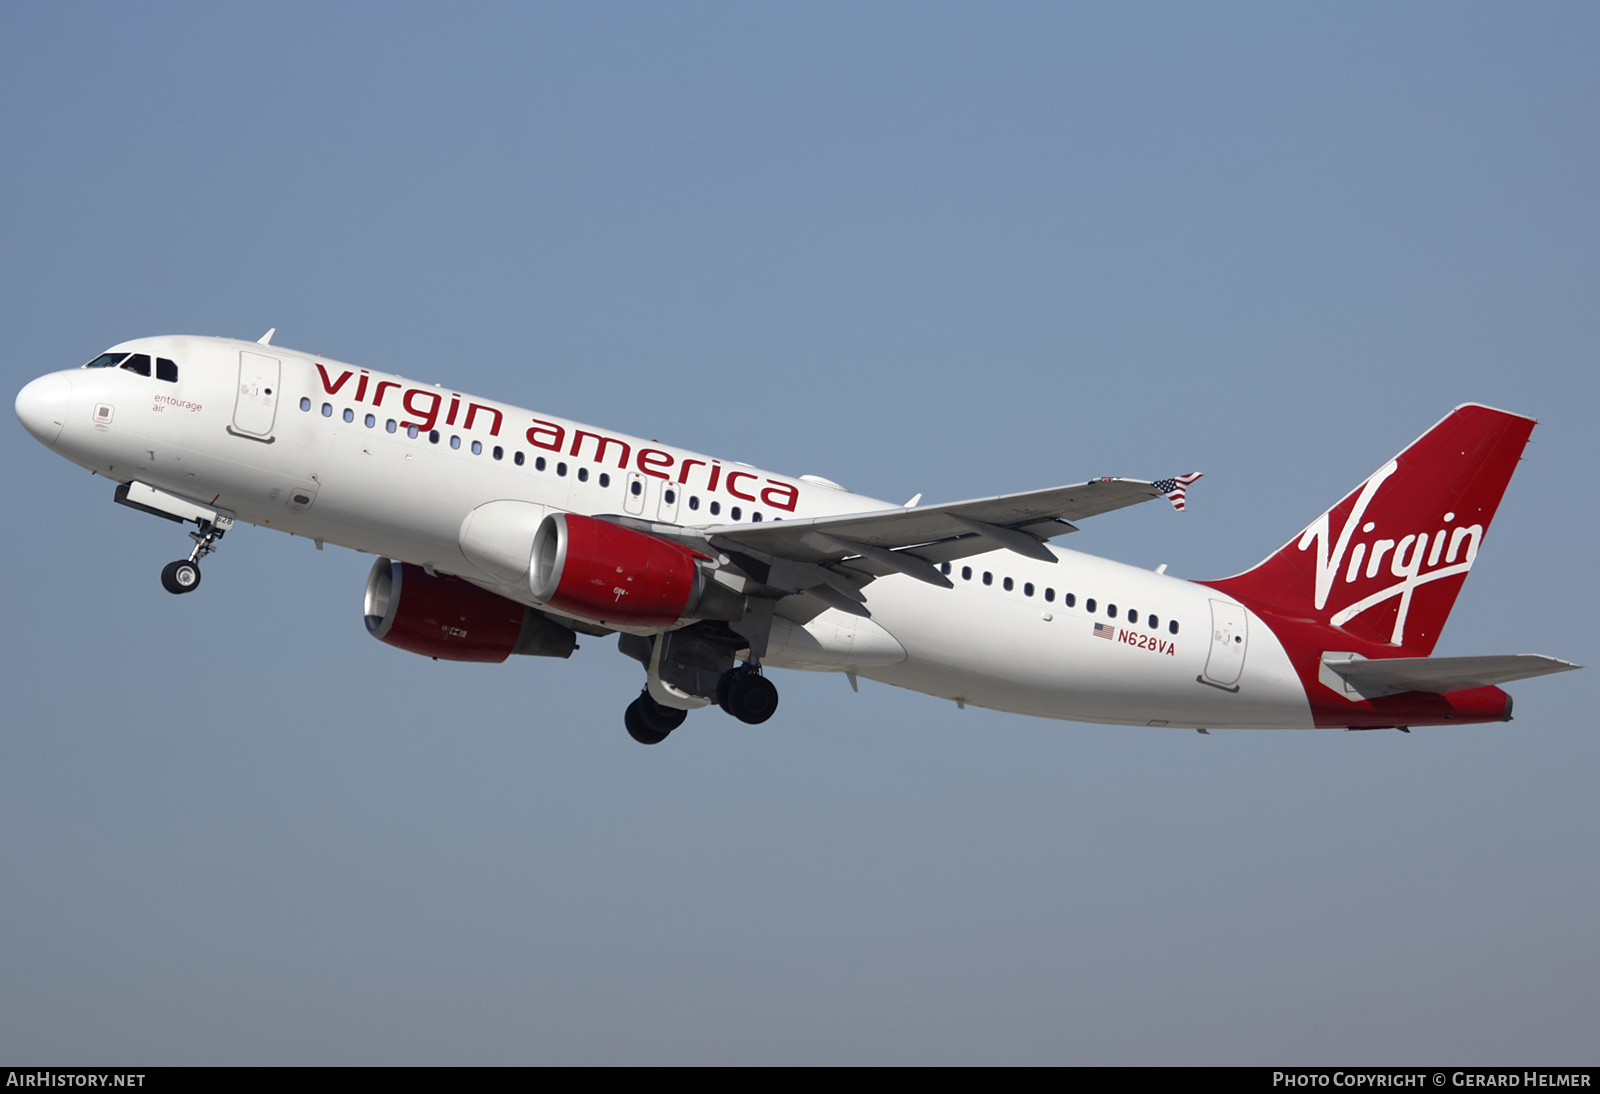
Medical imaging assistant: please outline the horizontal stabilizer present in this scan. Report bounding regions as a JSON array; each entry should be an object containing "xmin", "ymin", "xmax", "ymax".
[{"xmin": 1321, "ymin": 652, "xmax": 1580, "ymax": 698}]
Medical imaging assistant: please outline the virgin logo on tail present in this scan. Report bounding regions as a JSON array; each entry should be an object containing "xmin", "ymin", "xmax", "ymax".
[
  {"xmin": 1297, "ymin": 459, "xmax": 1484, "ymax": 646},
  {"xmin": 1203, "ymin": 403, "xmax": 1534, "ymax": 657}
]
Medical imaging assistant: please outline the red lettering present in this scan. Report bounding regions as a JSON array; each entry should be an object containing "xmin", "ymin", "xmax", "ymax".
[
  {"xmin": 761, "ymin": 481, "xmax": 799, "ymax": 512},
  {"xmin": 726, "ymin": 471, "xmax": 758, "ymax": 501},
  {"xmin": 446, "ymin": 395, "xmax": 461, "ymax": 426},
  {"xmin": 315, "ymin": 364, "xmax": 353, "ymax": 395},
  {"xmin": 637, "ymin": 448, "xmax": 674, "ymax": 480},
  {"xmin": 464, "ymin": 403, "xmax": 502, "ymax": 437},
  {"xmin": 570, "ymin": 430, "xmax": 631, "ymax": 468},
  {"xmin": 526, "ymin": 419, "xmax": 565, "ymax": 451},
  {"xmin": 372, "ymin": 380, "xmax": 400, "ymax": 407},
  {"xmin": 707, "ymin": 461, "xmax": 722, "ymax": 491},
  {"xmin": 355, "ymin": 371, "xmax": 369, "ymax": 401},
  {"xmin": 677, "ymin": 458, "xmax": 706, "ymax": 485},
  {"xmin": 402, "ymin": 388, "xmax": 441, "ymax": 432}
]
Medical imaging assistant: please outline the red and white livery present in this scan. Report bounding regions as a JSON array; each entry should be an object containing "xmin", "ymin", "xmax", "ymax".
[{"xmin": 15, "ymin": 333, "xmax": 1578, "ymax": 744}]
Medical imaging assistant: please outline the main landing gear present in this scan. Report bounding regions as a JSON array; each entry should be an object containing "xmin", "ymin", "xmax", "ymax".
[
  {"xmin": 160, "ymin": 517, "xmax": 226, "ymax": 595},
  {"xmin": 717, "ymin": 665, "xmax": 779, "ymax": 725},
  {"xmin": 625, "ymin": 690, "xmax": 688, "ymax": 746},
  {"xmin": 621, "ymin": 663, "xmax": 779, "ymax": 745}
]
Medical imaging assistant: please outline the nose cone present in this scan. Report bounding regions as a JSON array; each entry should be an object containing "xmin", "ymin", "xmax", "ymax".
[{"xmin": 16, "ymin": 373, "xmax": 73, "ymax": 447}]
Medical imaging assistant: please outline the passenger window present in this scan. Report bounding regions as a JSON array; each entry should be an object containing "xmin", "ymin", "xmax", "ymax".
[
  {"xmin": 300, "ymin": 397, "xmax": 311, "ymax": 411},
  {"xmin": 344, "ymin": 408, "xmax": 355, "ymax": 422},
  {"xmin": 535, "ymin": 456, "xmax": 546, "ymax": 471},
  {"xmin": 365, "ymin": 413, "xmax": 376, "ymax": 428},
  {"xmin": 557, "ymin": 462, "xmax": 567, "ymax": 476},
  {"xmin": 1065, "ymin": 593, "xmax": 1076, "ymax": 607},
  {"xmin": 156, "ymin": 358, "xmax": 178, "ymax": 382},
  {"xmin": 514, "ymin": 451, "xmax": 525, "ymax": 466},
  {"xmin": 962, "ymin": 566, "xmax": 972, "ymax": 581},
  {"xmin": 941, "ymin": 562, "xmax": 951, "ymax": 575},
  {"xmin": 1003, "ymin": 577, "xmax": 1014, "ymax": 591},
  {"xmin": 1044, "ymin": 588, "xmax": 1054, "ymax": 602},
  {"xmin": 429, "ymin": 430, "xmax": 440, "ymax": 444},
  {"xmin": 386, "ymin": 419, "xmax": 397, "ymax": 433},
  {"xmin": 731, "ymin": 506, "xmax": 742, "ymax": 521},
  {"xmin": 119, "ymin": 354, "xmax": 152, "ymax": 377},
  {"xmin": 753, "ymin": 512, "xmax": 762, "ymax": 522},
  {"xmin": 709, "ymin": 501, "xmax": 721, "ymax": 516},
  {"xmin": 407, "ymin": 424, "xmax": 418, "ymax": 437},
  {"xmin": 1107, "ymin": 604, "xmax": 1118, "ymax": 618},
  {"xmin": 630, "ymin": 480, "xmax": 642, "ymax": 496},
  {"xmin": 599, "ymin": 473, "xmax": 610, "ymax": 487},
  {"xmin": 450, "ymin": 435, "xmax": 461, "ymax": 450},
  {"xmin": 1085, "ymin": 598, "xmax": 1096, "ymax": 613},
  {"xmin": 983, "ymin": 572, "xmax": 993, "ymax": 586},
  {"xmin": 1169, "ymin": 619, "xmax": 1179, "ymax": 635},
  {"xmin": 1148, "ymin": 614, "xmax": 1158, "ymax": 629},
  {"xmin": 1024, "ymin": 582, "xmax": 1034, "ymax": 597},
  {"xmin": 577, "ymin": 466, "xmax": 588, "ymax": 481},
  {"xmin": 323, "ymin": 403, "xmax": 334, "ymax": 417},
  {"xmin": 493, "ymin": 445, "xmax": 503, "ymax": 460},
  {"xmin": 83, "ymin": 353, "xmax": 128, "ymax": 369},
  {"xmin": 689, "ymin": 496, "xmax": 699, "ymax": 510},
  {"xmin": 665, "ymin": 489, "xmax": 676, "ymax": 504},
  {"xmin": 471, "ymin": 440, "xmax": 482, "ymax": 455}
]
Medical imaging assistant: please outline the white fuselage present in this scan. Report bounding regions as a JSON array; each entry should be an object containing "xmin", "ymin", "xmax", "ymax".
[{"xmin": 25, "ymin": 335, "xmax": 1315, "ymax": 729}]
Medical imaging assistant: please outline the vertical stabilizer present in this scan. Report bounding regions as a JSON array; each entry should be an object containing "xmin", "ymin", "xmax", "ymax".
[{"xmin": 1203, "ymin": 404, "xmax": 1535, "ymax": 656}]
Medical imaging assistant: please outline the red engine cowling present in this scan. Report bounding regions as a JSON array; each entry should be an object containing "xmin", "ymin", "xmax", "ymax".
[
  {"xmin": 529, "ymin": 512, "xmax": 704, "ymax": 627},
  {"xmin": 364, "ymin": 558, "xmax": 576, "ymax": 662}
]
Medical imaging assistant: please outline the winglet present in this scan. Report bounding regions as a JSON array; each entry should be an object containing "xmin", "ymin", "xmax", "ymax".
[
  {"xmin": 1156, "ymin": 472, "xmax": 1202, "ymax": 512},
  {"xmin": 257, "ymin": 328, "xmax": 276, "ymax": 345}
]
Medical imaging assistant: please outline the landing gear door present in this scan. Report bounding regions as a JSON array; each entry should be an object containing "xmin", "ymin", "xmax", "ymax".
[
  {"xmin": 1202, "ymin": 598, "xmax": 1248, "ymax": 689},
  {"xmin": 232, "ymin": 351, "xmax": 281, "ymax": 440}
]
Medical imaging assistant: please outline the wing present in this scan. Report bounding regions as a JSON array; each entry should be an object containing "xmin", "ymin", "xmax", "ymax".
[{"xmin": 610, "ymin": 476, "xmax": 1196, "ymax": 615}]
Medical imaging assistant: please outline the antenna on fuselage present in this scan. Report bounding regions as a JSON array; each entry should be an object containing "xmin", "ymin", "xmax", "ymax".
[{"xmin": 257, "ymin": 328, "xmax": 276, "ymax": 345}]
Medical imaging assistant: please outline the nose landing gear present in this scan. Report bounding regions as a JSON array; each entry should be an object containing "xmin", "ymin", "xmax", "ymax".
[
  {"xmin": 160, "ymin": 517, "xmax": 226, "ymax": 595},
  {"xmin": 160, "ymin": 559, "xmax": 201, "ymax": 594}
]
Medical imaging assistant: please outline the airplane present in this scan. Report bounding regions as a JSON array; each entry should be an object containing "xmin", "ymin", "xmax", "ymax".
[{"xmin": 14, "ymin": 331, "xmax": 1579, "ymax": 744}]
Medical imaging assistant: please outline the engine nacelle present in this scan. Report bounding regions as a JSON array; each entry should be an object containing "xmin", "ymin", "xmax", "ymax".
[
  {"xmin": 364, "ymin": 558, "xmax": 577, "ymax": 662},
  {"xmin": 530, "ymin": 512, "xmax": 741, "ymax": 628}
]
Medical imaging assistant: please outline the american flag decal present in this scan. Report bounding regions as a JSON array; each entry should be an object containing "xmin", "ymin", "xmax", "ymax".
[
  {"xmin": 1092, "ymin": 622, "xmax": 1115, "ymax": 641},
  {"xmin": 1153, "ymin": 471, "xmax": 1203, "ymax": 512}
]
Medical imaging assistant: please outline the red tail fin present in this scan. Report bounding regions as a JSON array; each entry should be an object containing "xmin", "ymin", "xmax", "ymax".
[{"xmin": 1204, "ymin": 404, "xmax": 1535, "ymax": 656}]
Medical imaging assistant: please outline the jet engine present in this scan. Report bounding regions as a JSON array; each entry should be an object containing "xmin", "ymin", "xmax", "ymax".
[
  {"xmin": 363, "ymin": 558, "xmax": 577, "ymax": 662},
  {"xmin": 529, "ymin": 512, "xmax": 743, "ymax": 628}
]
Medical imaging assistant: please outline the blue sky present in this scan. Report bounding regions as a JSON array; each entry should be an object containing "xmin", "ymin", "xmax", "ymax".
[{"xmin": 2, "ymin": 2, "xmax": 1596, "ymax": 1063}]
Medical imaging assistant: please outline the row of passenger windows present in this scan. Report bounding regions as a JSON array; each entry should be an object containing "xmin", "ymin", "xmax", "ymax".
[
  {"xmin": 938, "ymin": 561, "xmax": 1181, "ymax": 634},
  {"xmin": 300, "ymin": 398, "xmax": 777, "ymax": 522},
  {"xmin": 83, "ymin": 352, "xmax": 179, "ymax": 382}
]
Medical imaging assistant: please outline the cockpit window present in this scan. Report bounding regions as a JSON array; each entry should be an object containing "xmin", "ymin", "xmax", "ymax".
[
  {"xmin": 156, "ymin": 357, "xmax": 178, "ymax": 382},
  {"xmin": 120, "ymin": 354, "xmax": 152, "ymax": 377},
  {"xmin": 84, "ymin": 352, "xmax": 129, "ymax": 369}
]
